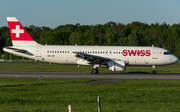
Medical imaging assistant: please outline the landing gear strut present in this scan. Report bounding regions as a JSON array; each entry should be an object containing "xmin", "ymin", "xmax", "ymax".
[
  {"xmin": 91, "ymin": 64, "xmax": 99, "ymax": 74},
  {"xmin": 152, "ymin": 65, "xmax": 156, "ymax": 74}
]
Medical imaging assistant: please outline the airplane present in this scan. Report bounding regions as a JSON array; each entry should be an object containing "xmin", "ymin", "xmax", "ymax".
[{"xmin": 3, "ymin": 17, "xmax": 179, "ymax": 74}]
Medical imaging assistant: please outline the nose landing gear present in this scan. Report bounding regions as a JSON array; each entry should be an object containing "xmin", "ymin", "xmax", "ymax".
[{"xmin": 152, "ymin": 65, "xmax": 156, "ymax": 74}]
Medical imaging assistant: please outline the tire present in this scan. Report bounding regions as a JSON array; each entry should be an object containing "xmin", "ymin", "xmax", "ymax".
[
  {"xmin": 91, "ymin": 69, "xmax": 98, "ymax": 74},
  {"xmin": 153, "ymin": 71, "xmax": 157, "ymax": 74},
  {"xmin": 96, "ymin": 69, "xmax": 99, "ymax": 73}
]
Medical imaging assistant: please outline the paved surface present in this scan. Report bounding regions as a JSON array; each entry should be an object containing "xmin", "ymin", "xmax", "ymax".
[{"xmin": 0, "ymin": 72, "xmax": 180, "ymax": 80}]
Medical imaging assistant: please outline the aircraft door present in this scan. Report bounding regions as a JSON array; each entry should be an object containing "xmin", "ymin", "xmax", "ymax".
[
  {"xmin": 152, "ymin": 49, "xmax": 158, "ymax": 59},
  {"xmin": 36, "ymin": 47, "xmax": 42, "ymax": 57}
]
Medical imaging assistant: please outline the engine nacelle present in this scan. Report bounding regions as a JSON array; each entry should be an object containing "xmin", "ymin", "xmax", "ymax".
[{"xmin": 108, "ymin": 60, "xmax": 126, "ymax": 71}]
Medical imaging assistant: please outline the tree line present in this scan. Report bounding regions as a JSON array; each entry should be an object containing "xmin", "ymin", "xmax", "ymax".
[{"xmin": 0, "ymin": 21, "xmax": 180, "ymax": 59}]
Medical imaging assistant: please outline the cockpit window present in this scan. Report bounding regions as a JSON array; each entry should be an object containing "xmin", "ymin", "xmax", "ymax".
[{"xmin": 164, "ymin": 52, "xmax": 171, "ymax": 55}]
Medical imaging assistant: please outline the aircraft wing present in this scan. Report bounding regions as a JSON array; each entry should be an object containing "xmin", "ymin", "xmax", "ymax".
[{"xmin": 74, "ymin": 52, "xmax": 121, "ymax": 64}]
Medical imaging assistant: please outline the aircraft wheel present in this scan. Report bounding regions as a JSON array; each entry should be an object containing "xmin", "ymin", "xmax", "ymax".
[
  {"xmin": 91, "ymin": 68, "xmax": 98, "ymax": 74},
  {"xmin": 96, "ymin": 69, "xmax": 99, "ymax": 73},
  {"xmin": 153, "ymin": 70, "xmax": 157, "ymax": 74}
]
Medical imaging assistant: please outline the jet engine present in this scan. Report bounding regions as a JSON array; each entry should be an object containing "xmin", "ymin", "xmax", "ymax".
[{"xmin": 108, "ymin": 60, "xmax": 126, "ymax": 71}]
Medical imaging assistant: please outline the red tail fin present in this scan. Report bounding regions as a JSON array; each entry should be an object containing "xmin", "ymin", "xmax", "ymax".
[{"xmin": 7, "ymin": 17, "xmax": 39, "ymax": 46}]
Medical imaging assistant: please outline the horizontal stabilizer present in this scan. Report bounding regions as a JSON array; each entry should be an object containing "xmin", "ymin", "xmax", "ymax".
[{"xmin": 3, "ymin": 47, "xmax": 34, "ymax": 56}]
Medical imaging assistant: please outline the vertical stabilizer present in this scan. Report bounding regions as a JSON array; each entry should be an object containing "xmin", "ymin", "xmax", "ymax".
[{"xmin": 7, "ymin": 17, "xmax": 39, "ymax": 46}]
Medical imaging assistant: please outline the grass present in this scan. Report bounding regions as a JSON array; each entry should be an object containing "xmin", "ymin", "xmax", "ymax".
[
  {"xmin": 0, "ymin": 61, "xmax": 180, "ymax": 73},
  {"xmin": 0, "ymin": 78, "xmax": 180, "ymax": 111}
]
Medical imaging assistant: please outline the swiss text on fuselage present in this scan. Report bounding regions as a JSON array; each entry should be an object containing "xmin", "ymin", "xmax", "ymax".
[{"xmin": 123, "ymin": 50, "xmax": 151, "ymax": 56}]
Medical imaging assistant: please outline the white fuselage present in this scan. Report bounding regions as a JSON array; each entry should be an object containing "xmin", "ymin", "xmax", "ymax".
[
  {"xmin": 5, "ymin": 17, "xmax": 179, "ymax": 74},
  {"xmin": 3, "ymin": 45, "xmax": 179, "ymax": 66}
]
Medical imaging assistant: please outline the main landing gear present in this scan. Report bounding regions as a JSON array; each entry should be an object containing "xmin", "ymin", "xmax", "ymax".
[
  {"xmin": 91, "ymin": 68, "xmax": 99, "ymax": 74},
  {"xmin": 152, "ymin": 65, "xmax": 157, "ymax": 74},
  {"xmin": 91, "ymin": 64, "xmax": 99, "ymax": 74}
]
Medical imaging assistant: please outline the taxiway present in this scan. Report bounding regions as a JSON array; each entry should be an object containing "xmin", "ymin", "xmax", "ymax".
[{"xmin": 0, "ymin": 72, "xmax": 180, "ymax": 80}]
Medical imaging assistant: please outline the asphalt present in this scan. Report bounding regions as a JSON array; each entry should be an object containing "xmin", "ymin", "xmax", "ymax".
[{"xmin": 0, "ymin": 72, "xmax": 180, "ymax": 80}]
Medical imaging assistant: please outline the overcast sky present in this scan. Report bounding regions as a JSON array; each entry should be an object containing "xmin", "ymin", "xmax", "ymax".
[{"xmin": 0, "ymin": 0, "xmax": 180, "ymax": 28}]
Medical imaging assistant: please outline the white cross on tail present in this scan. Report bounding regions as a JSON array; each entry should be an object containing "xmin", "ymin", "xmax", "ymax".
[{"xmin": 12, "ymin": 25, "xmax": 24, "ymax": 38}]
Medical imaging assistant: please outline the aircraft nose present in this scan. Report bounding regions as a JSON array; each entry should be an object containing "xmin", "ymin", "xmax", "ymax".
[{"xmin": 172, "ymin": 55, "xmax": 179, "ymax": 64}]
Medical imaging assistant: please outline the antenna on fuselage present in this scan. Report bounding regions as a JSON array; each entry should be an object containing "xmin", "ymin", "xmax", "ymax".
[
  {"xmin": 152, "ymin": 45, "xmax": 154, "ymax": 47},
  {"xmin": 75, "ymin": 43, "xmax": 77, "ymax": 46}
]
